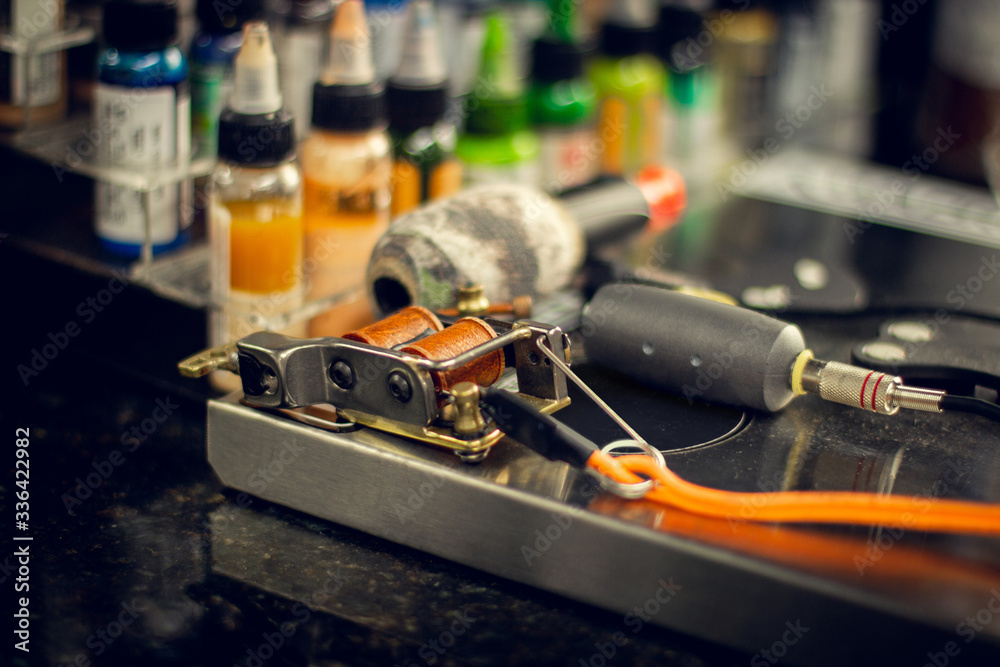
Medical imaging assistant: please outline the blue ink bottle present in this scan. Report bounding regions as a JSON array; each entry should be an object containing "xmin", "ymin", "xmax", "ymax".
[{"xmin": 94, "ymin": 0, "xmax": 192, "ymax": 256}]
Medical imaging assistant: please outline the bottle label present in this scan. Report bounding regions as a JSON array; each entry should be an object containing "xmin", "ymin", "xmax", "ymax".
[
  {"xmin": 598, "ymin": 95, "xmax": 661, "ymax": 177},
  {"xmin": 462, "ymin": 161, "xmax": 541, "ymax": 188},
  {"xmin": 538, "ymin": 125, "xmax": 600, "ymax": 191},
  {"xmin": 1, "ymin": 0, "xmax": 60, "ymax": 106},
  {"xmin": 94, "ymin": 84, "xmax": 192, "ymax": 245}
]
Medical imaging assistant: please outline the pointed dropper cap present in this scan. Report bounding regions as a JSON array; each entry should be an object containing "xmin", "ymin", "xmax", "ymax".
[
  {"xmin": 463, "ymin": 11, "xmax": 529, "ymax": 136},
  {"xmin": 531, "ymin": 0, "xmax": 592, "ymax": 84},
  {"xmin": 230, "ymin": 21, "xmax": 283, "ymax": 114},
  {"xmin": 218, "ymin": 22, "xmax": 296, "ymax": 165},
  {"xmin": 311, "ymin": 0, "xmax": 386, "ymax": 132},
  {"xmin": 601, "ymin": 0, "xmax": 657, "ymax": 58},
  {"xmin": 387, "ymin": 0, "xmax": 449, "ymax": 134}
]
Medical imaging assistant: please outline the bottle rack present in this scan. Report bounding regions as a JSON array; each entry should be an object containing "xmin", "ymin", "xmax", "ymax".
[
  {"xmin": 0, "ymin": 17, "xmax": 94, "ymax": 122},
  {"xmin": 1, "ymin": 20, "xmax": 361, "ymax": 330}
]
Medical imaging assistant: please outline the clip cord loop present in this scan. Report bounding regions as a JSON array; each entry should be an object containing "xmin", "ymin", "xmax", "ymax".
[{"xmin": 534, "ymin": 336, "xmax": 666, "ymax": 498}]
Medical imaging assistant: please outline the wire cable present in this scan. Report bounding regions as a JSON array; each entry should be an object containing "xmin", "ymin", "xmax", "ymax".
[{"xmin": 940, "ymin": 394, "xmax": 1000, "ymax": 423}]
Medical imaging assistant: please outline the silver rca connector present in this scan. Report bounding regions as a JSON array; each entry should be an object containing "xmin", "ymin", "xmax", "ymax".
[{"xmin": 792, "ymin": 352, "xmax": 944, "ymax": 415}]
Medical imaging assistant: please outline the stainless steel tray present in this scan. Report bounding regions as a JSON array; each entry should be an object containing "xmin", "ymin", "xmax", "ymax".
[{"xmin": 207, "ymin": 382, "xmax": 1000, "ymax": 666}]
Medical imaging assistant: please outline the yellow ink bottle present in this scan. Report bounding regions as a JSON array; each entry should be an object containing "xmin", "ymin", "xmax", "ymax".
[
  {"xmin": 301, "ymin": 0, "xmax": 391, "ymax": 336},
  {"xmin": 210, "ymin": 21, "xmax": 303, "ymax": 352}
]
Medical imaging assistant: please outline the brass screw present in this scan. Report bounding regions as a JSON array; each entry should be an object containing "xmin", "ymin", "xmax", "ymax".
[
  {"xmin": 451, "ymin": 382, "xmax": 487, "ymax": 436},
  {"xmin": 456, "ymin": 283, "xmax": 491, "ymax": 316},
  {"xmin": 438, "ymin": 283, "xmax": 533, "ymax": 319}
]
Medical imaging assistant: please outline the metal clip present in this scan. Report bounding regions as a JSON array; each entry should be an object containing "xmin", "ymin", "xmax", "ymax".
[{"xmin": 178, "ymin": 342, "xmax": 239, "ymax": 377}]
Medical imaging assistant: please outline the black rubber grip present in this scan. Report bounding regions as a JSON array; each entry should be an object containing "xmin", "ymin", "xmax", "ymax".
[
  {"xmin": 480, "ymin": 387, "xmax": 597, "ymax": 467},
  {"xmin": 580, "ymin": 284, "xmax": 806, "ymax": 412}
]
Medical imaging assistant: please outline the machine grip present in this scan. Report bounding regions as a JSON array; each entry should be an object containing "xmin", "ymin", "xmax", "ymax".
[{"xmin": 580, "ymin": 284, "xmax": 806, "ymax": 412}]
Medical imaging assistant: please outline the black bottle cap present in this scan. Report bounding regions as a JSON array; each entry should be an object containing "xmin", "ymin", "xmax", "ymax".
[
  {"xmin": 197, "ymin": 0, "xmax": 266, "ymax": 33},
  {"xmin": 531, "ymin": 36, "xmax": 593, "ymax": 83},
  {"xmin": 311, "ymin": 81, "xmax": 387, "ymax": 132},
  {"xmin": 218, "ymin": 108, "xmax": 297, "ymax": 166},
  {"xmin": 103, "ymin": 0, "xmax": 179, "ymax": 51},
  {"xmin": 657, "ymin": 5, "xmax": 708, "ymax": 70},
  {"xmin": 386, "ymin": 82, "xmax": 447, "ymax": 135},
  {"xmin": 599, "ymin": 21, "xmax": 657, "ymax": 58}
]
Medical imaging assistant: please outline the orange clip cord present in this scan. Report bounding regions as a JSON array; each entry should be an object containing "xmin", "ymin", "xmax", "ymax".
[{"xmin": 586, "ymin": 451, "xmax": 1000, "ymax": 537}]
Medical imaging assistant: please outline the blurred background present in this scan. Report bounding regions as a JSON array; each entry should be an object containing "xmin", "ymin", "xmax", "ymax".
[{"xmin": 3, "ymin": 0, "xmax": 1000, "ymax": 364}]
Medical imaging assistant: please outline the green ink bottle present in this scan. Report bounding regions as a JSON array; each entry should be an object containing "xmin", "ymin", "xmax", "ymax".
[
  {"xmin": 387, "ymin": 0, "xmax": 462, "ymax": 216},
  {"xmin": 527, "ymin": 0, "xmax": 598, "ymax": 192},
  {"xmin": 590, "ymin": 0, "xmax": 664, "ymax": 177},
  {"xmin": 455, "ymin": 11, "xmax": 540, "ymax": 186}
]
